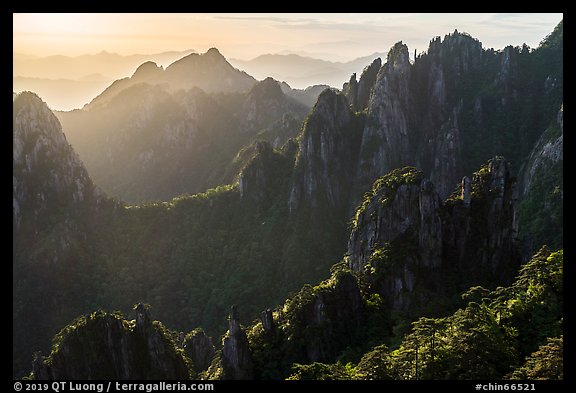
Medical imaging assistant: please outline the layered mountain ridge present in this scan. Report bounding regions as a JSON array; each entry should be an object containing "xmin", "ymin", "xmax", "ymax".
[{"xmin": 57, "ymin": 76, "xmax": 309, "ymax": 202}]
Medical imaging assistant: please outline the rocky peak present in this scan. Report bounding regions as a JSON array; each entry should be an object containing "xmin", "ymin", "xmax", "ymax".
[
  {"xmin": 347, "ymin": 167, "xmax": 434, "ymax": 272},
  {"xmin": 31, "ymin": 307, "xmax": 191, "ymax": 380},
  {"xmin": 84, "ymin": 48, "xmax": 256, "ymax": 110},
  {"xmin": 347, "ymin": 158, "xmax": 520, "ymax": 310},
  {"xmin": 342, "ymin": 73, "xmax": 358, "ymax": 107},
  {"xmin": 184, "ymin": 329, "xmax": 216, "ymax": 374},
  {"xmin": 13, "ymin": 92, "xmax": 103, "ymax": 233},
  {"xmin": 386, "ymin": 41, "xmax": 410, "ymax": 70},
  {"xmin": 134, "ymin": 303, "xmax": 152, "ymax": 334},
  {"xmin": 204, "ymin": 47, "xmax": 225, "ymax": 60},
  {"xmin": 516, "ymin": 105, "xmax": 563, "ymax": 253},
  {"xmin": 260, "ymin": 309, "xmax": 275, "ymax": 333},
  {"xmin": 289, "ymin": 89, "xmax": 363, "ymax": 211},
  {"xmin": 498, "ymin": 46, "xmax": 518, "ymax": 83},
  {"xmin": 519, "ymin": 105, "xmax": 563, "ymax": 197},
  {"xmin": 303, "ymin": 272, "xmax": 366, "ymax": 362},
  {"xmin": 344, "ymin": 57, "xmax": 382, "ymax": 112},
  {"xmin": 248, "ymin": 77, "xmax": 284, "ymax": 100},
  {"xmin": 356, "ymin": 57, "xmax": 382, "ymax": 110},
  {"xmin": 220, "ymin": 306, "xmax": 254, "ymax": 380},
  {"xmin": 131, "ymin": 61, "xmax": 164, "ymax": 80},
  {"xmin": 426, "ymin": 30, "xmax": 483, "ymax": 82},
  {"xmin": 237, "ymin": 141, "xmax": 278, "ymax": 201},
  {"xmin": 254, "ymin": 270, "xmax": 366, "ymax": 371},
  {"xmin": 149, "ymin": 48, "xmax": 256, "ymax": 94},
  {"xmin": 241, "ymin": 77, "xmax": 304, "ymax": 129}
]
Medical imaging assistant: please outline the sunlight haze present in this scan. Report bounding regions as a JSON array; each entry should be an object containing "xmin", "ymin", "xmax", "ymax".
[
  {"xmin": 13, "ymin": 13, "xmax": 562, "ymax": 111},
  {"xmin": 14, "ymin": 13, "xmax": 562, "ymax": 61}
]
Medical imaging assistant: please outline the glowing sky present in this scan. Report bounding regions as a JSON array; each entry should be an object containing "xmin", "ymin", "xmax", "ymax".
[{"xmin": 13, "ymin": 13, "xmax": 563, "ymax": 61}]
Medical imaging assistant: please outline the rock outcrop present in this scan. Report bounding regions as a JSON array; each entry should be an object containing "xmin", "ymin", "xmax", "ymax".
[
  {"xmin": 239, "ymin": 78, "xmax": 309, "ymax": 148},
  {"xmin": 241, "ymin": 77, "xmax": 308, "ymax": 131},
  {"xmin": 343, "ymin": 57, "xmax": 381, "ymax": 111},
  {"xmin": 288, "ymin": 89, "xmax": 363, "ymax": 211},
  {"xmin": 184, "ymin": 329, "xmax": 216, "ymax": 374},
  {"xmin": 220, "ymin": 306, "xmax": 254, "ymax": 380},
  {"xmin": 516, "ymin": 105, "xmax": 563, "ymax": 251},
  {"xmin": 249, "ymin": 270, "xmax": 367, "ymax": 379},
  {"xmin": 356, "ymin": 43, "xmax": 414, "ymax": 193},
  {"xmin": 13, "ymin": 92, "xmax": 103, "ymax": 231},
  {"xmin": 12, "ymin": 92, "xmax": 107, "ymax": 267},
  {"xmin": 131, "ymin": 61, "xmax": 164, "ymax": 81},
  {"xmin": 237, "ymin": 140, "xmax": 294, "ymax": 202},
  {"xmin": 518, "ymin": 106, "xmax": 563, "ymax": 197},
  {"xmin": 347, "ymin": 157, "xmax": 520, "ymax": 310},
  {"xmin": 293, "ymin": 271, "xmax": 366, "ymax": 363},
  {"xmin": 32, "ymin": 305, "xmax": 191, "ymax": 380},
  {"xmin": 293, "ymin": 28, "xmax": 562, "ymax": 218}
]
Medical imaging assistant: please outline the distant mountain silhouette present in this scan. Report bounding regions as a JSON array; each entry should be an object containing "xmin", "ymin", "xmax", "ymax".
[
  {"xmin": 13, "ymin": 50, "xmax": 197, "ymax": 80},
  {"xmin": 229, "ymin": 52, "xmax": 387, "ymax": 89},
  {"xmin": 84, "ymin": 48, "xmax": 257, "ymax": 110},
  {"xmin": 13, "ymin": 50, "xmax": 197, "ymax": 111}
]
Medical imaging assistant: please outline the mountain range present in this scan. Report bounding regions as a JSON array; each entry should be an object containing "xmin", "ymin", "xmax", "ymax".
[
  {"xmin": 54, "ymin": 49, "xmax": 313, "ymax": 202},
  {"xmin": 229, "ymin": 52, "xmax": 387, "ymax": 89},
  {"xmin": 13, "ymin": 50, "xmax": 196, "ymax": 111},
  {"xmin": 14, "ymin": 50, "xmax": 385, "ymax": 111},
  {"xmin": 13, "ymin": 21, "xmax": 563, "ymax": 380},
  {"xmin": 13, "ymin": 50, "xmax": 197, "ymax": 80}
]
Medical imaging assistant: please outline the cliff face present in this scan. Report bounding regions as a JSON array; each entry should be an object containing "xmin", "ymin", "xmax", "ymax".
[
  {"xmin": 288, "ymin": 89, "xmax": 363, "ymax": 211},
  {"xmin": 32, "ymin": 305, "xmax": 192, "ymax": 380},
  {"xmin": 354, "ymin": 33, "xmax": 482, "ymax": 199},
  {"xmin": 341, "ymin": 30, "xmax": 561, "ymax": 204},
  {"xmin": 517, "ymin": 105, "xmax": 563, "ymax": 251},
  {"xmin": 12, "ymin": 92, "xmax": 107, "ymax": 265},
  {"xmin": 184, "ymin": 329, "xmax": 216, "ymax": 374},
  {"xmin": 245, "ymin": 270, "xmax": 367, "ymax": 379},
  {"xmin": 241, "ymin": 77, "xmax": 308, "ymax": 134},
  {"xmin": 343, "ymin": 57, "xmax": 381, "ymax": 111},
  {"xmin": 519, "ymin": 106, "xmax": 563, "ymax": 197},
  {"xmin": 13, "ymin": 92, "xmax": 103, "ymax": 232},
  {"xmin": 220, "ymin": 306, "xmax": 254, "ymax": 380},
  {"xmin": 357, "ymin": 43, "xmax": 414, "ymax": 193},
  {"xmin": 13, "ymin": 92, "xmax": 114, "ymax": 377},
  {"xmin": 237, "ymin": 140, "xmax": 295, "ymax": 202},
  {"xmin": 347, "ymin": 157, "xmax": 519, "ymax": 310},
  {"xmin": 289, "ymin": 271, "xmax": 366, "ymax": 363}
]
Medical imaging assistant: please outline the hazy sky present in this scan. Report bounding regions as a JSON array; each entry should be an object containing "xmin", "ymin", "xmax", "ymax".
[{"xmin": 13, "ymin": 13, "xmax": 562, "ymax": 61}]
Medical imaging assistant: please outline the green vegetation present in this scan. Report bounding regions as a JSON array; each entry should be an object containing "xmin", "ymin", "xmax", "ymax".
[
  {"xmin": 517, "ymin": 123, "xmax": 563, "ymax": 250},
  {"xmin": 249, "ymin": 247, "xmax": 562, "ymax": 380},
  {"xmin": 13, "ymin": 135, "xmax": 348, "ymax": 377},
  {"xmin": 14, "ymin": 22, "xmax": 563, "ymax": 380},
  {"xmin": 365, "ymin": 233, "xmax": 418, "ymax": 276},
  {"xmin": 352, "ymin": 167, "xmax": 423, "ymax": 228},
  {"xmin": 33, "ymin": 306, "xmax": 194, "ymax": 379}
]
